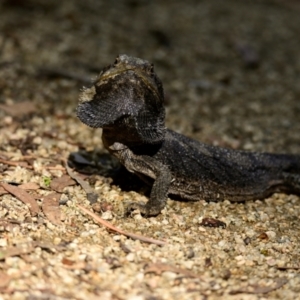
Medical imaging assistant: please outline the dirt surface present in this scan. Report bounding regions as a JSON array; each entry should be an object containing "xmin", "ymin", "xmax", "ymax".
[{"xmin": 0, "ymin": 0, "xmax": 300, "ymax": 299}]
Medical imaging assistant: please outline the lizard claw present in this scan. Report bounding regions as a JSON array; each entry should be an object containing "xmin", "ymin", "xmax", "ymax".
[
  {"xmin": 125, "ymin": 201, "xmax": 150, "ymax": 216},
  {"xmin": 125, "ymin": 201, "xmax": 161, "ymax": 217}
]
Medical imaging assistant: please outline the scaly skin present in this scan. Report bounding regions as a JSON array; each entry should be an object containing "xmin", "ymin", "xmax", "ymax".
[{"xmin": 77, "ymin": 54, "xmax": 300, "ymax": 216}]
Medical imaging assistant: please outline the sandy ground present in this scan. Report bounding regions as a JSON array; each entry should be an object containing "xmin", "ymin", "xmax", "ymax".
[{"xmin": 0, "ymin": 0, "xmax": 300, "ymax": 299}]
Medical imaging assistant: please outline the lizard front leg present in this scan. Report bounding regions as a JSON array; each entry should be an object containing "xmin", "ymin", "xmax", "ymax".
[{"xmin": 109, "ymin": 142, "xmax": 172, "ymax": 216}]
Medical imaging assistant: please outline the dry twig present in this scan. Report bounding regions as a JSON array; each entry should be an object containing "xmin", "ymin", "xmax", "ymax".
[
  {"xmin": 230, "ymin": 277, "xmax": 289, "ymax": 294},
  {"xmin": 65, "ymin": 162, "xmax": 98, "ymax": 204},
  {"xmin": 77, "ymin": 204, "xmax": 167, "ymax": 246},
  {"xmin": 144, "ymin": 262, "xmax": 205, "ymax": 280}
]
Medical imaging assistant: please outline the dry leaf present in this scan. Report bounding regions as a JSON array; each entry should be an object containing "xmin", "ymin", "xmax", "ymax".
[
  {"xmin": 61, "ymin": 257, "xmax": 87, "ymax": 270},
  {"xmin": 65, "ymin": 163, "xmax": 98, "ymax": 204},
  {"xmin": 1, "ymin": 183, "xmax": 40, "ymax": 216},
  {"xmin": 50, "ymin": 175, "xmax": 76, "ymax": 193},
  {"xmin": 33, "ymin": 241, "xmax": 63, "ymax": 253},
  {"xmin": 0, "ymin": 158, "xmax": 33, "ymax": 169},
  {"xmin": 0, "ymin": 272, "xmax": 11, "ymax": 288},
  {"xmin": 62, "ymin": 262, "xmax": 87, "ymax": 270},
  {"xmin": 42, "ymin": 192, "xmax": 61, "ymax": 225},
  {"xmin": 0, "ymin": 182, "xmax": 39, "ymax": 196},
  {"xmin": 61, "ymin": 257, "xmax": 75, "ymax": 266},
  {"xmin": 0, "ymin": 101, "xmax": 36, "ymax": 117},
  {"xmin": 0, "ymin": 244, "xmax": 35, "ymax": 260},
  {"xmin": 19, "ymin": 182, "xmax": 40, "ymax": 190},
  {"xmin": 0, "ymin": 187, "xmax": 7, "ymax": 196}
]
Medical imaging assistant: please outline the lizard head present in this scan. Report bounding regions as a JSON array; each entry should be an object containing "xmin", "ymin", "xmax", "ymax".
[{"xmin": 77, "ymin": 54, "xmax": 166, "ymax": 144}]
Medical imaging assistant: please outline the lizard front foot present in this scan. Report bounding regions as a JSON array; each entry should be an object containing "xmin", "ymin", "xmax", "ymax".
[{"xmin": 125, "ymin": 201, "xmax": 163, "ymax": 217}]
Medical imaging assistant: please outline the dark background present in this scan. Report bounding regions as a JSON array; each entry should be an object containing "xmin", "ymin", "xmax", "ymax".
[{"xmin": 1, "ymin": 0, "xmax": 299, "ymax": 153}]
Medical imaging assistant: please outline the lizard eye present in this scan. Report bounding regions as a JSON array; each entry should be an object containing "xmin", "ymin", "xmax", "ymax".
[
  {"xmin": 114, "ymin": 57, "xmax": 120, "ymax": 65},
  {"xmin": 150, "ymin": 63, "xmax": 154, "ymax": 75}
]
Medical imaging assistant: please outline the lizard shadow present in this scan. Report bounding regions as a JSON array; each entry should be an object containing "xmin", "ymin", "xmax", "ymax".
[{"xmin": 68, "ymin": 149, "xmax": 149, "ymax": 194}]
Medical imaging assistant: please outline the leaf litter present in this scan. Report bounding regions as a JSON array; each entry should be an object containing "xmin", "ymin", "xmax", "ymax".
[
  {"xmin": 41, "ymin": 192, "xmax": 62, "ymax": 225},
  {"xmin": 50, "ymin": 174, "xmax": 76, "ymax": 193}
]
